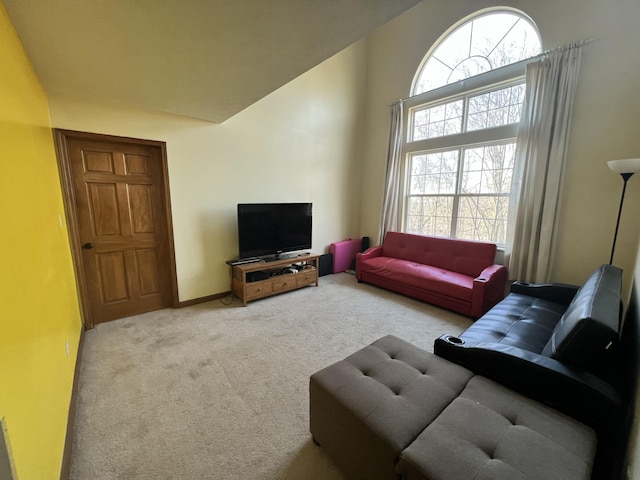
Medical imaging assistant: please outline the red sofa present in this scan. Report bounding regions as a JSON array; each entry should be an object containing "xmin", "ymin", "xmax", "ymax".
[{"xmin": 355, "ymin": 231, "xmax": 507, "ymax": 317}]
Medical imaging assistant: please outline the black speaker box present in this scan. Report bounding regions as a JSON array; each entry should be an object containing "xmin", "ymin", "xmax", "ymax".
[
  {"xmin": 246, "ymin": 271, "xmax": 269, "ymax": 282},
  {"xmin": 318, "ymin": 253, "xmax": 333, "ymax": 277},
  {"xmin": 348, "ymin": 237, "xmax": 371, "ymax": 270}
]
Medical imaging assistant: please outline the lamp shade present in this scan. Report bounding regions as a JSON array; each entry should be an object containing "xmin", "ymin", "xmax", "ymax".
[{"xmin": 608, "ymin": 158, "xmax": 640, "ymax": 174}]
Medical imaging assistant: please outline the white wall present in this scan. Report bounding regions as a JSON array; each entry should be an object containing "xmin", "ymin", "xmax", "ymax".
[
  {"xmin": 48, "ymin": 42, "xmax": 366, "ymax": 301},
  {"xmin": 360, "ymin": 0, "xmax": 640, "ymax": 290}
]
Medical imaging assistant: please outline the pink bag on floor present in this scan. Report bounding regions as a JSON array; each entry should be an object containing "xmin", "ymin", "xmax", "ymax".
[{"xmin": 329, "ymin": 238, "xmax": 363, "ymax": 273}]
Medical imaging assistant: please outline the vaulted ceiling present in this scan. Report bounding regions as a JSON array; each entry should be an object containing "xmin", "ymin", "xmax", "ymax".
[{"xmin": 3, "ymin": 0, "xmax": 422, "ymax": 123}]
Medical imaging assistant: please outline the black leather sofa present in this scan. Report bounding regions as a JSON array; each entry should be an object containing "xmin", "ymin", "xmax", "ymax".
[
  {"xmin": 308, "ymin": 264, "xmax": 629, "ymax": 479},
  {"xmin": 435, "ymin": 264, "xmax": 623, "ymax": 426},
  {"xmin": 435, "ymin": 263, "xmax": 626, "ymax": 476}
]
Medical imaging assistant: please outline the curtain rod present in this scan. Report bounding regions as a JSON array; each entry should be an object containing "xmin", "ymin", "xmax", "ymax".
[
  {"xmin": 392, "ymin": 38, "xmax": 597, "ymax": 106},
  {"xmin": 535, "ymin": 37, "xmax": 596, "ymax": 59}
]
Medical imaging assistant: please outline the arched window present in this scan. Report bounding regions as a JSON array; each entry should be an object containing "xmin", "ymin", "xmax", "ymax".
[
  {"xmin": 413, "ymin": 12, "xmax": 541, "ymax": 95},
  {"xmin": 401, "ymin": 9, "xmax": 541, "ymax": 245}
]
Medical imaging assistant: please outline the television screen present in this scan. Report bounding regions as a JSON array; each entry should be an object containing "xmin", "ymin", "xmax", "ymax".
[{"xmin": 237, "ymin": 203, "xmax": 312, "ymax": 259}]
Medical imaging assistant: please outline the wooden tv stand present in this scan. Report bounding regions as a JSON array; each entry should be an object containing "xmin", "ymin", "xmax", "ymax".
[{"xmin": 229, "ymin": 253, "xmax": 319, "ymax": 306}]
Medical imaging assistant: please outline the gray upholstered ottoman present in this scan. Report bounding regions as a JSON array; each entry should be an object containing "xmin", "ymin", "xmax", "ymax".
[{"xmin": 309, "ymin": 335, "xmax": 597, "ymax": 480}]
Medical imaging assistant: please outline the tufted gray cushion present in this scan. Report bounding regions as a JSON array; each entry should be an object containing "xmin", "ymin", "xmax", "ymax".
[
  {"xmin": 310, "ymin": 335, "xmax": 474, "ymax": 480},
  {"xmin": 397, "ymin": 375, "xmax": 596, "ymax": 480},
  {"xmin": 311, "ymin": 335, "xmax": 597, "ymax": 480}
]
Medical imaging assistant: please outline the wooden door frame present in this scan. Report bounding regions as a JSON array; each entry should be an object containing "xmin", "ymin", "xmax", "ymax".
[{"xmin": 54, "ymin": 129, "xmax": 179, "ymax": 328}]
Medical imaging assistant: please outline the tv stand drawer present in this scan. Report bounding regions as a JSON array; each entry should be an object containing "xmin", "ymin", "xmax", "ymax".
[
  {"xmin": 246, "ymin": 281, "xmax": 273, "ymax": 299},
  {"xmin": 273, "ymin": 275, "xmax": 297, "ymax": 292},
  {"xmin": 297, "ymin": 270, "xmax": 317, "ymax": 287}
]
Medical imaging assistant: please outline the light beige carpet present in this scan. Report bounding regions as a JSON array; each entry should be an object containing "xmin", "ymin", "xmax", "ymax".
[{"xmin": 69, "ymin": 273, "xmax": 471, "ymax": 480}]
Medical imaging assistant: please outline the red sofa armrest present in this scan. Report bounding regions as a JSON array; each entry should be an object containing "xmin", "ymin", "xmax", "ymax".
[
  {"xmin": 471, "ymin": 264, "xmax": 508, "ymax": 318},
  {"xmin": 355, "ymin": 246, "xmax": 382, "ymax": 280}
]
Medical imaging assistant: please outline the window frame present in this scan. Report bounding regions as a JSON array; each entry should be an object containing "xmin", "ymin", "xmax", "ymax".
[
  {"xmin": 406, "ymin": 140, "xmax": 517, "ymax": 242},
  {"xmin": 399, "ymin": 59, "xmax": 531, "ymax": 246}
]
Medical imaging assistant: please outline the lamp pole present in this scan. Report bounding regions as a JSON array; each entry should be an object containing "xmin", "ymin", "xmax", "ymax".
[
  {"xmin": 607, "ymin": 158, "xmax": 640, "ymax": 265},
  {"xmin": 609, "ymin": 172, "xmax": 634, "ymax": 265}
]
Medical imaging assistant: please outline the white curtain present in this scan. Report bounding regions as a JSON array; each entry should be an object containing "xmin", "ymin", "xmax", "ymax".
[
  {"xmin": 506, "ymin": 44, "xmax": 583, "ymax": 282},
  {"xmin": 378, "ymin": 100, "xmax": 404, "ymax": 245}
]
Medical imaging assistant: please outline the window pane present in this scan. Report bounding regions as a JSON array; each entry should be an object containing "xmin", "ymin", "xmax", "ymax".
[
  {"xmin": 407, "ymin": 196, "xmax": 453, "ymax": 237},
  {"xmin": 405, "ymin": 145, "xmax": 513, "ymax": 245},
  {"xmin": 412, "ymin": 11, "xmax": 540, "ymax": 95},
  {"xmin": 461, "ymin": 143, "xmax": 515, "ymax": 194},
  {"xmin": 467, "ymin": 84, "xmax": 525, "ymax": 131},
  {"xmin": 409, "ymin": 151, "xmax": 459, "ymax": 194},
  {"xmin": 469, "ymin": 14, "xmax": 521, "ymax": 59},
  {"xmin": 411, "ymin": 100, "xmax": 463, "ymax": 141},
  {"xmin": 457, "ymin": 195, "xmax": 509, "ymax": 244},
  {"xmin": 414, "ymin": 57, "xmax": 450, "ymax": 95},
  {"xmin": 486, "ymin": 17, "xmax": 542, "ymax": 69}
]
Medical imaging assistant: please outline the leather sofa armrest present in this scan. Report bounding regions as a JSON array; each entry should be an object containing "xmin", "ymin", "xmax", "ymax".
[
  {"xmin": 355, "ymin": 246, "xmax": 382, "ymax": 280},
  {"xmin": 471, "ymin": 264, "xmax": 508, "ymax": 317},
  {"xmin": 510, "ymin": 281, "xmax": 579, "ymax": 305},
  {"xmin": 359, "ymin": 245, "xmax": 382, "ymax": 259},
  {"xmin": 434, "ymin": 335, "xmax": 623, "ymax": 431}
]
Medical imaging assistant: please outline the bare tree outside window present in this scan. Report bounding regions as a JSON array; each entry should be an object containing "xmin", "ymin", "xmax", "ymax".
[
  {"xmin": 404, "ymin": 10, "xmax": 540, "ymax": 246},
  {"xmin": 414, "ymin": 12, "xmax": 540, "ymax": 95}
]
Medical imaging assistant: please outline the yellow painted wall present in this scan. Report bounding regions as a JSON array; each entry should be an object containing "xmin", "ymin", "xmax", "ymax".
[{"xmin": 0, "ymin": 4, "xmax": 83, "ymax": 479}]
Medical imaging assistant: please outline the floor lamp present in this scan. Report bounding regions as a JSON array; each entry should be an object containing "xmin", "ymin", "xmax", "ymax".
[{"xmin": 608, "ymin": 158, "xmax": 640, "ymax": 265}]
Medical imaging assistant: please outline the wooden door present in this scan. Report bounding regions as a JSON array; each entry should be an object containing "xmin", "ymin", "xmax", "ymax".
[{"xmin": 56, "ymin": 130, "xmax": 178, "ymax": 327}]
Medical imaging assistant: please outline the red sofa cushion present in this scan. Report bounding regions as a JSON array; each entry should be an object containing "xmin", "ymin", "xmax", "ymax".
[
  {"xmin": 381, "ymin": 232, "xmax": 496, "ymax": 278},
  {"xmin": 361, "ymin": 257, "xmax": 473, "ymax": 302}
]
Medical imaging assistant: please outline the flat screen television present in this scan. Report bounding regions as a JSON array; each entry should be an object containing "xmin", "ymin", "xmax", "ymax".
[{"xmin": 237, "ymin": 203, "xmax": 312, "ymax": 259}]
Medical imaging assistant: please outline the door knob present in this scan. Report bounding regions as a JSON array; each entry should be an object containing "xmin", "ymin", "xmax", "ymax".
[{"xmin": 83, "ymin": 242, "xmax": 94, "ymax": 249}]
